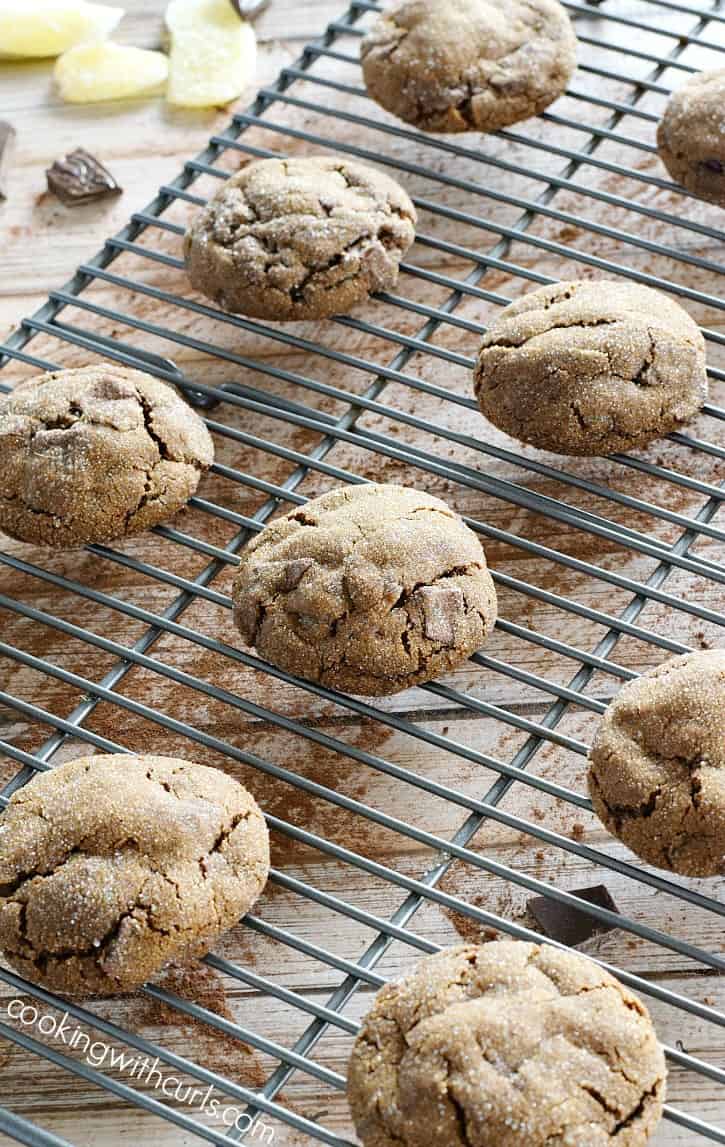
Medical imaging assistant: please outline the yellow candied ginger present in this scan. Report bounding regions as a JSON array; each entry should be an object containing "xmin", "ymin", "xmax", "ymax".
[
  {"xmin": 0, "ymin": 0, "xmax": 123, "ymax": 59},
  {"xmin": 166, "ymin": 0, "xmax": 256, "ymax": 108},
  {"xmin": 55, "ymin": 40, "xmax": 169, "ymax": 103}
]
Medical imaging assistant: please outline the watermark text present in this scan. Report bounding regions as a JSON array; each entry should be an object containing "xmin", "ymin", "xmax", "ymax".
[{"xmin": 6, "ymin": 999, "xmax": 275, "ymax": 1142}]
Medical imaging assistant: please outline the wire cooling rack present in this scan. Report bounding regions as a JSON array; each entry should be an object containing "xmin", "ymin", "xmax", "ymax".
[{"xmin": 1, "ymin": 0, "xmax": 725, "ymax": 1143}]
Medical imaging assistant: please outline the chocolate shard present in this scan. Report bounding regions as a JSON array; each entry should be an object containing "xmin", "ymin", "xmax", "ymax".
[
  {"xmin": 418, "ymin": 584, "xmax": 464, "ymax": 645},
  {"xmin": 46, "ymin": 148, "xmax": 122, "ymax": 207},
  {"xmin": 281, "ymin": 558, "xmax": 314, "ymax": 592},
  {"xmin": 528, "ymin": 884, "xmax": 620, "ymax": 948},
  {"xmin": 0, "ymin": 121, "xmax": 16, "ymax": 201}
]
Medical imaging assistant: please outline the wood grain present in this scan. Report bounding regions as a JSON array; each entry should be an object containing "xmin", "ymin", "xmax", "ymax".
[{"xmin": 1, "ymin": 2, "xmax": 725, "ymax": 1145}]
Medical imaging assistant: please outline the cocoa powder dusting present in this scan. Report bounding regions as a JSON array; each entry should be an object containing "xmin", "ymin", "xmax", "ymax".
[{"xmin": 133, "ymin": 962, "xmax": 266, "ymax": 1089}]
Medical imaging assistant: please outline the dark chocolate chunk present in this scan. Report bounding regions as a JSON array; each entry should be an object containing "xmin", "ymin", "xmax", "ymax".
[
  {"xmin": 282, "ymin": 558, "xmax": 314, "ymax": 592},
  {"xmin": 46, "ymin": 148, "xmax": 122, "ymax": 207},
  {"xmin": 528, "ymin": 884, "xmax": 620, "ymax": 947},
  {"xmin": 419, "ymin": 584, "xmax": 464, "ymax": 645},
  {"xmin": 702, "ymin": 158, "xmax": 725, "ymax": 175},
  {"xmin": 0, "ymin": 121, "xmax": 16, "ymax": 201}
]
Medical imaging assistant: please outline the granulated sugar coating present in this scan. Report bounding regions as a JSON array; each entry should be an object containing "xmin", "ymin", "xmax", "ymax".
[
  {"xmin": 232, "ymin": 482, "xmax": 497, "ymax": 696},
  {"xmin": 347, "ymin": 941, "xmax": 666, "ymax": 1147},
  {"xmin": 0, "ymin": 363, "xmax": 214, "ymax": 548},
  {"xmin": 184, "ymin": 156, "xmax": 417, "ymax": 322},
  {"xmin": 360, "ymin": 0, "xmax": 576, "ymax": 135},
  {"xmin": 589, "ymin": 650, "xmax": 725, "ymax": 877},
  {"xmin": 474, "ymin": 280, "xmax": 707, "ymax": 456},
  {"xmin": 658, "ymin": 69, "xmax": 725, "ymax": 207},
  {"xmin": 0, "ymin": 755, "xmax": 269, "ymax": 995}
]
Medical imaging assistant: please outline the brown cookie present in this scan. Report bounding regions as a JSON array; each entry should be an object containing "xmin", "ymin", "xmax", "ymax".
[
  {"xmin": 0, "ymin": 755, "xmax": 270, "ymax": 995},
  {"xmin": 658, "ymin": 69, "xmax": 725, "ymax": 206},
  {"xmin": 474, "ymin": 280, "xmax": 707, "ymax": 456},
  {"xmin": 184, "ymin": 156, "xmax": 416, "ymax": 321},
  {"xmin": 589, "ymin": 651, "xmax": 725, "ymax": 877},
  {"xmin": 0, "ymin": 363, "xmax": 214, "ymax": 548},
  {"xmin": 348, "ymin": 941, "xmax": 666, "ymax": 1147},
  {"xmin": 360, "ymin": 0, "xmax": 576, "ymax": 134},
  {"xmin": 232, "ymin": 483, "xmax": 497, "ymax": 696}
]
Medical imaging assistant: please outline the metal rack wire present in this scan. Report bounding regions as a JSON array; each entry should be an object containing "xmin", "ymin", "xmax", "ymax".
[{"xmin": 1, "ymin": 0, "xmax": 725, "ymax": 1143}]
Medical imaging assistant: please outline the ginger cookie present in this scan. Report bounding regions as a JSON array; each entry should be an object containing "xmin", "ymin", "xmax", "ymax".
[
  {"xmin": 589, "ymin": 651, "xmax": 725, "ymax": 877},
  {"xmin": 232, "ymin": 483, "xmax": 497, "ymax": 696},
  {"xmin": 0, "ymin": 363, "xmax": 214, "ymax": 548},
  {"xmin": 0, "ymin": 755, "xmax": 269, "ymax": 995},
  {"xmin": 474, "ymin": 279, "xmax": 707, "ymax": 456},
  {"xmin": 348, "ymin": 941, "xmax": 666, "ymax": 1147},
  {"xmin": 658, "ymin": 69, "xmax": 725, "ymax": 206},
  {"xmin": 360, "ymin": 0, "xmax": 576, "ymax": 134},
  {"xmin": 184, "ymin": 156, "xmax": 416, "ymax": 321}
]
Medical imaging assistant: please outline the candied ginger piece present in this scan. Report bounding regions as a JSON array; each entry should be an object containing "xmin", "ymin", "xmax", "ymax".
[
  {"xmin": 55, "ymin": 40, "xmax": 169, "ymax": 103},
  {"xmin": 166, "ymin": 0, "xmax": 256, "ymax": 108},
  {"xmin": 0, "ymin": 1, "xmax": 123, "ymax": 59}
]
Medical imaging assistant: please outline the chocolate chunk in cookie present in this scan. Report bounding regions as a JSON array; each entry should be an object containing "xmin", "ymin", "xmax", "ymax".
[
  {"xmin": 184, "ymin": 156, "xmax": 416, "ymax": 321},
  {"xmin": 232, "ymin": 483, "xmax": 497, "ymax": 696},
  {"xmin": 360, "ymin": 0, "xmax": 576, "ymax": 134},
  {"xmin": 474, "ymin": 279, "xmax": 707, "ymax": 456},
  {"xmin": 348, "ymin": 941, "xmax": 666, "ymax": 1147},
  {"xmin": 0, "ymin": 755, "xmax": 269, "ymax": 995},
  {"xmin": 0, "ymin": 363, "xmax": 214, "ymax": 548}
]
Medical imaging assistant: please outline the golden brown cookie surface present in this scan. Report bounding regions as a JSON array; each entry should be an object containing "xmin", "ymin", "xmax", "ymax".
[
  {"xmin": 589, "ymin": 651, "xmax": 725, "ymax": 877},
  {"xmin": 232, "ymin": 483, "xmax": 497, "ymax": 696},
  {"xmin": 184, "ymin": 156, "xmax": 416, "ymax": 321},
  {"xmin": 0, "ymin": 755, "xmax": 269, "ymax": 995},
  {"xmin": 360, "ymin": 0, "xmax": 576, "ymax": 134},
  {"xmin": 474, "ymin": 280, "xmax": 707, "ymax": 456},
  {"xmin": 348, "ymin": 941, "xmax": 666, "ymax": 1147},
  {"xmin": 0, "ymin": 363, "xmax": 214, "ymax": 548}
]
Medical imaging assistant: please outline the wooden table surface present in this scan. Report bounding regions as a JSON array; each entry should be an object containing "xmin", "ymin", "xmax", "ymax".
[{"xmin": 1, "ymin": 2, "xmax": 725, "ymax": 1145}]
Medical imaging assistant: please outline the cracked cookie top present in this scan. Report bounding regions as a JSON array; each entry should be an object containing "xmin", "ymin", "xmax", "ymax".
[
  {"xmin": 589, "ymin": 651, "xmax": 725, "ymax": 877},
  {"xmin": 474, "ymin": 280, "xmax": 707, "ymax": 457},
  {"xmin": 232, "ymin": 482, "xmax": 497, "ymax": 696},
  {"xmin": 0, "ymin": 363, "xmax": 214, "ymax": 548},
  {"xmin": 657, "ymin": 69, "xmax": 725, "ymax": 207},
  {"xmin": 360, "ymin": 0, "xmax": 576, "ymax": 135},
  {"xmin": 183, "ymin": 156, "xmax": 417, "ymax": 321},
  {"xmin": 0, "ymin": 754, "xmax": 270, "ymax": 996},
  {"xmin": 348, "ymin": 941, "xmax": 666, "ymax": 1147}
]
